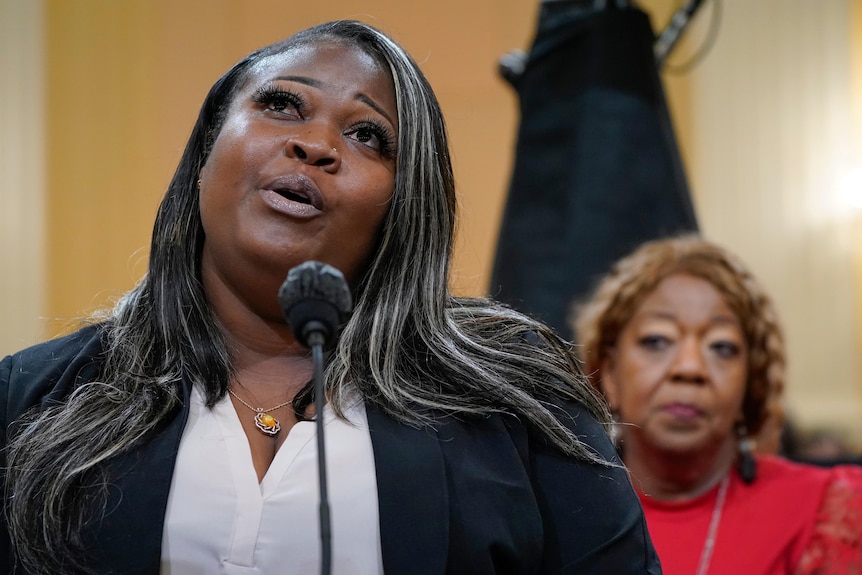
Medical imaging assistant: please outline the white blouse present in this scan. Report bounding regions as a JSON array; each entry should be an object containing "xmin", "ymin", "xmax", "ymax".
[{"xmin": 160, "ymin": 385, "xmax": 384, "ymax": 575}]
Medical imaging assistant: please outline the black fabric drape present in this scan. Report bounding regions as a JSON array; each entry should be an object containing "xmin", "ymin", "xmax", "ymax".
[{"xmin": 490, "ymin": 3, "xmax": 698, "ymax": 339}]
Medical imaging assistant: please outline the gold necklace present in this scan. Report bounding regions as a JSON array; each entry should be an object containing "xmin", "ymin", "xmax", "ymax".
[{"xmin": 228, "ymin": 388, "xmax": 292, "ymax": 436}]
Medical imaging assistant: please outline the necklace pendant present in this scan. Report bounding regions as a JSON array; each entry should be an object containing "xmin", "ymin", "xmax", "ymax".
[{"xmin": 254, "ymin": 411, "xmax": 281, "ymax": 436}]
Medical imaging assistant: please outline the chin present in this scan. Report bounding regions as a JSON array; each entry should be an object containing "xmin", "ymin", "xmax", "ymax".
[{"xmin": 648, "ymin": 430, "xmax": 715, "ymax": 457}]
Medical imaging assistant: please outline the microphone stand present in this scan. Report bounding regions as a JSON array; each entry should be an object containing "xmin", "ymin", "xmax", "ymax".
[
  {"xmin": 308, "ymin": 331, "xmax": 332, "ymax": 575},
  {"xmin": 654, "ymin": 0, "xmax": 706, "ymax": 68},
  {"xmin": 279, "ymin": 260, "xmax": 352, "ymax": 575}
]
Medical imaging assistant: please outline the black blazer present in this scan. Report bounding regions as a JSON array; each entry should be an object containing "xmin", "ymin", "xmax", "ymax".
[{"xmin": 0, "ymin": 325, "xmax": 660, "ymax": 574}]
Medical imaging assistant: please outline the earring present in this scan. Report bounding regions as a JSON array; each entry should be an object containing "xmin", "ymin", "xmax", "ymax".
[
  {"xmin": 196, "ymin": 179, "xmax": 202, "ymax": 190},
  {"xmin": 736, "ymin": 423, "xmax": 757, "ymax": 484}
]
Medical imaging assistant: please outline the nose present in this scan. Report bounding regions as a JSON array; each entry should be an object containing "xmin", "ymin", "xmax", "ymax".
[
  {"xmin": 285, "ymin": 127, "xmax": 340, "ymax": 171},
  {"xmin": 669, "ymin": 337, "xmax": 708, "ymax": 384}
]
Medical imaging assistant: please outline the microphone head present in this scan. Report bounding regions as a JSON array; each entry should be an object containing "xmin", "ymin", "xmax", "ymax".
[{"xmin": 278, "ymin": 261, "xmax": 353, "ymax": 348}]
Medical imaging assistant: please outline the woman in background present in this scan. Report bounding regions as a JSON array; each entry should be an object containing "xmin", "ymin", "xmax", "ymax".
[
  {"xmin": 573, "ymin": 234, "xmax": 862, "ymax": 574},
  {"xmin": 1, "ymin": 19, "xmax": 658, "ymax": 575}
]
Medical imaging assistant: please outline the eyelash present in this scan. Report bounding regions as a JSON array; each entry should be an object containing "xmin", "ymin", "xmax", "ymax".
[
  {"xmin": 637, "ymin": 334, "xmax": 741, "ymax": 358},
  {"xmin": 711, "ymin": 341, "xmax": 741, "ymax": 358},
  {"xmin": 352, "ymin": 118, "xmax": 397, "ymax": 159},
  {"xmin": 252, "ymin": 85, "xmax": 303, "ymax": 113},
  {"xmin": 251, "ymin": 84, "xmax": 397, "ymax": 159},
  {"xmin": 638, "ymin": 334, "xmax": 670, "ymax": 350}
]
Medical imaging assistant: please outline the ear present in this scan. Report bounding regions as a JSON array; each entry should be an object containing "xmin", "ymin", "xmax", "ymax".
[{"xmin": 598, "ymin": 351, "xmax": 620, "ymax": 412}]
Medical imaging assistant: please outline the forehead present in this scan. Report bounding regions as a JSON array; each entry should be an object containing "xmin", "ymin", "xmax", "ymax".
[
  {"xmin": 242, "ymin": 41, "xmax": 395, "ymax": 104},
  {"xmin": 636, "ymin": 273, "xmax": 738, "ymax": 323}
]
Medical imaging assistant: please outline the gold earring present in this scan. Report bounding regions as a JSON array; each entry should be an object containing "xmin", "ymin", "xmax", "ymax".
[{"xmin": 196, "ymin": 179, "xmax": 202, "ymax": 190}]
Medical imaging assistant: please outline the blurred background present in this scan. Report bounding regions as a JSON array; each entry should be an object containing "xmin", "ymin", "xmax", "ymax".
[{"xmin": 2, "ymin": 0, "xmax": 861, "ymax": 455}]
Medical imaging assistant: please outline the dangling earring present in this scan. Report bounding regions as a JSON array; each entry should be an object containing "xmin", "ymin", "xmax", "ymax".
[{"xmin": 736, "ymin": 423, "xmax": 757, "ymax": 484}]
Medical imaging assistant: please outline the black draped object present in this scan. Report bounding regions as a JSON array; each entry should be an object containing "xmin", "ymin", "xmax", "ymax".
[{"xmin": 490, "ymin": 2, "xmax": 699, "ymax": 339}]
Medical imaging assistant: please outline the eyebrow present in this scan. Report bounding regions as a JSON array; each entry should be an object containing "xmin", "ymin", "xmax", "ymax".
[
  {"xmin": 273, "ymin": 75, "xmax": 396, "ymax": 126},
  {"xmin": 639, "ymin": 309, "xmax": 740, "ymax": 325}
]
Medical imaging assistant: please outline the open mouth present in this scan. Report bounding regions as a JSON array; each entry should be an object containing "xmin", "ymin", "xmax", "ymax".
[
  {"xmin": 275, "ymin": 188, "xmax": 313, "ymax": 205},
  {"xmin": 262, "ymin": 174, "xmax": 324, "ymax": 211}
]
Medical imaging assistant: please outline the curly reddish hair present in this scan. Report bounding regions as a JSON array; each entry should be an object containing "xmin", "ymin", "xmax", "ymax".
[{"xmin": 571, "ymin": 234, "xmax": 785, "ymax": 436}]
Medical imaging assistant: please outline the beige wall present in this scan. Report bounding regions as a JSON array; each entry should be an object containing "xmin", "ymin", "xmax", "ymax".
[
  {"xmin": 672, "ymin": 0, "xmax": 862, "ymax": 441},
  {"xmin": 853, "ymin": 0, "xmax": 862, "ymax": 421},
  {"xmin": 0, "ymin": 0, "xmax": 45, "ymax": 353},
  {"xmin": 3, "ymin": 0, "xmax": 862, "ymax": 443}
]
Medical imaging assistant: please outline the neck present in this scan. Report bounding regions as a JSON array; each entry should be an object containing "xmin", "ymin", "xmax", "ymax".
[
  {"xmin": 203, "ymin": 265, "xmax": 314, "ymax": 403},
  {"xmin": 622, "ymin": 436, "xmax": 737, "ymax": 501},
  {"xmin": 228, "ymin": 337, "xmax": 314, "ymax": 403}
]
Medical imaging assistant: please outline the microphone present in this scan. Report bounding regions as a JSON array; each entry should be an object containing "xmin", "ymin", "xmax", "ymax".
[
  {"xmin": 279, "ymin": 261, "xmax": 353, "ymax": 348},
  {"xmin": 278, "ymin": 261, "xmax": 352, "ymax": 575}
]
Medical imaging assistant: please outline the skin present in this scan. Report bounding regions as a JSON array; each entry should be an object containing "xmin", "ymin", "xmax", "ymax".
[
  {"xmin": 600, "ymin": 273, "xmax": 748, "ymax": 500},
  {"xmin": 197, "ymin": 42, "xmax": 398, "ymax": 481}
]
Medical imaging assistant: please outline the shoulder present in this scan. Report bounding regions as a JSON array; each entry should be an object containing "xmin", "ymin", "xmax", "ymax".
[
  {"xmin": 756, "ymin": 454, "xmax": 833, "ymax": 486},
  {"xmin": 814, "ymin": 463, "xmax": 862, "ymax": 520},
  {"xmin": 2, "ymin": 323, "xmax": 104, "ymax": 366},
  {"xmin": 793, "ymin": 463, "xmax": 862, "ymax": 573},
  {"xmin": 747, "ymin": 455, "xmax": 834, "ymax": 512},
  {"xmin": 522, "ymin": 401, "xmax": 660, "ymax": 572},
  {"xmin": 754, "ymin": 454, "xmax": 862, "ymax": 507},
  {"xmin": 0, "ymin": 323, "xmax": 106, "ymax": 427},
  {"xmin": 525, "ymin": 397, "xmax": 626, "ymax": 492},
  {"xmin": 529, "ymin": 395, "xmax": 618, "ymax": 461}
]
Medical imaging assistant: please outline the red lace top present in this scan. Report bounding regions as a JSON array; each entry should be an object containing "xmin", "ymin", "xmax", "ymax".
[{"xmin": 637, "ymin": 455, "xmax": 862, "ymax": 575}]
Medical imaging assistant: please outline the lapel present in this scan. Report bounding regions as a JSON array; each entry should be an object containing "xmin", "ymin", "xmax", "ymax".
[
  {"xmin": 366, "ymin": 403, "xmax": 450, "ymax": 575},
  {"xmin": 89, "ymin": 379, "xmax": 192, "ymax": 575},
  {"xmin": 88, "ymin": 388, "xmax": 450, "ymax": 574}
]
